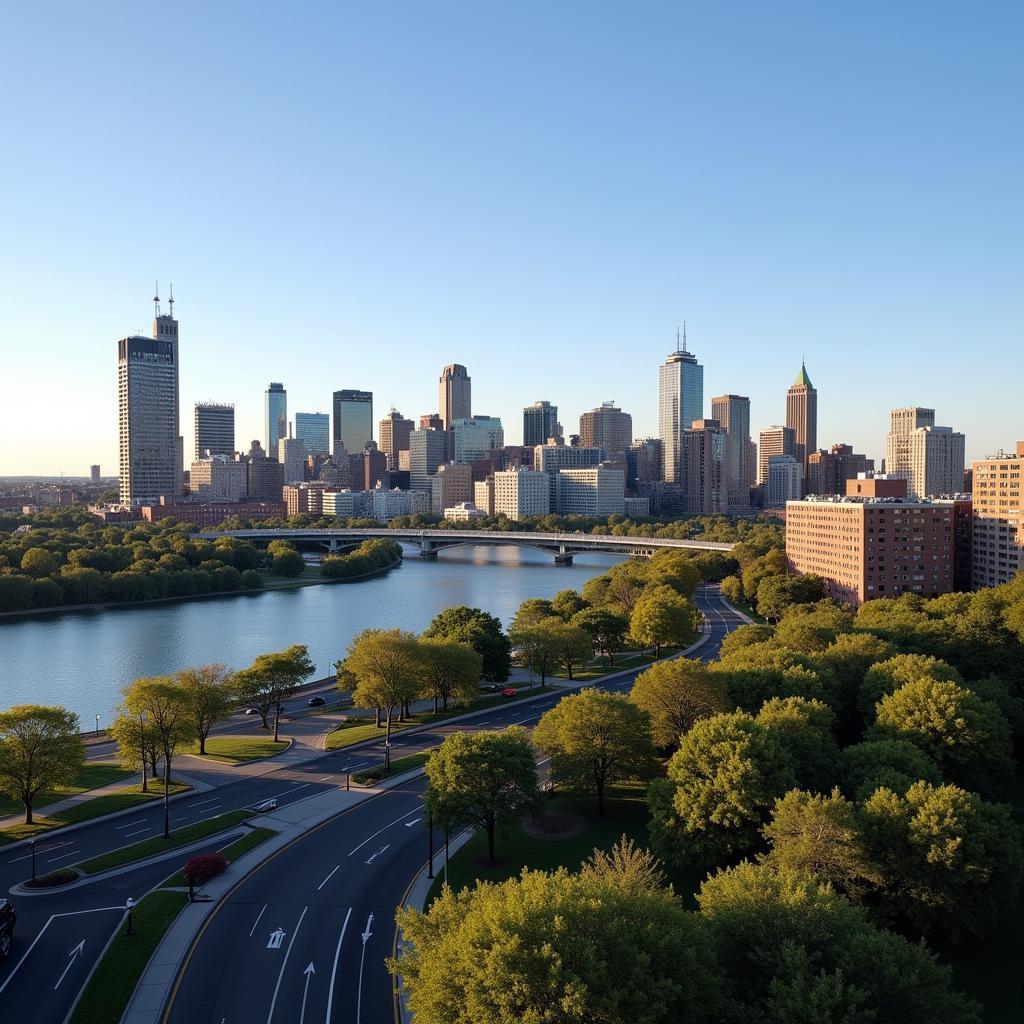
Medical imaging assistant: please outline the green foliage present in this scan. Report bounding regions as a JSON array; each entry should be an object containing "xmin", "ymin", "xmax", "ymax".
[
  {"xmin": 840, "ymin": 739, "xmax": 943, "ymax": 802},
  {"xmin": 550, "ymin": 588, "xmax": 587, "ymax": 621},
  {"xmin": 629, "ymin": 658, "xmax": 730, "ymax": 748},
  {"xmin": 416, "ymin": 637, "xmax": 482, "ymax": 711},
  {"xmin": 511, "ymin": 597, "xmax": 555, "ymax": 632},
  {"xmin": 570, "ymin": 607, "xmax": 628, "ymax": 665},
  {"xmin": 755, "ymin": 697, "xmax": 839, "ymax": 792},
  {"xmin": 509, "ymin": 619, "xmax": 562, "ymax": 687},
  {"xmin": 424, "ymin": 605, "xmax": 511, "ymax": 682},
  {"xmin": 863, "ymin": 781, "xmax": 1024, "ymax": 940},
  {"xmin": 235, "ymin": 644, "xmax": 315, "ymax": 736},
  {"xmin": 859, "ymin": 654, "xmax": 963, "ymax": 723},
  {"xmin": 719, "ymin": 574, "xmax": 743, "ymax": 605},
  {"xmin": 174, "ymin": 664, "xmax": 236, "ymax": 754},
  {"xmin": 754, "ymin": 574, "xmax": 826, "ymax": 623},
  {"xmin": 425, "ymin": 728, "xmax": 540, "ymax": 862},
  {"xmin": 118, "ymin": 677, "xmax": 197, "ymax": 789},
  {"xmin": 320, "ymin": 538, "xmax": 401, "ymax": 579},
  {"xmin": 271, "ymin": 549, "xmax": 306, "ymax": 576},
  {"xmin": 340, "ymin": 629, "xmax": 420, "ymax": 726},
  {"xmin": 532, "ymin": 691, "xmax": 654, "ymax": 815},
  {"xmin": 629, "ymin": 584, "xmax": 699, "ymax": 656},
  {"xmin": 20, "ymin": 546, "xmax": 59, "ymax": 577},
  {"xmin": 715, "ymin": 643, "xmax": 838, "ymax": 715},
  {"xmin": 543, "ymin": 620, "xmax": 593, "ymax": 679},
  {"xmin": 718, "ymin": 623, "xmax": 774, "ymax": 658},
  {"xmin": 773, "ymin": 601, "xmax": 854, "ymax": 652}
]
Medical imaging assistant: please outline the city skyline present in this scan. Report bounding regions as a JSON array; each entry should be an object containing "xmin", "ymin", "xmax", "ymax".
[{"xmin": 3, "ymin": 5, "xmax": 1020, "ymax": 476}]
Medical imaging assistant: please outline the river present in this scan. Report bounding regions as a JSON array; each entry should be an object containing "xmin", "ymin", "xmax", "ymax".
[{"xmin": 0, "ymin": 544, "xmax": 623, "ymax": 727}]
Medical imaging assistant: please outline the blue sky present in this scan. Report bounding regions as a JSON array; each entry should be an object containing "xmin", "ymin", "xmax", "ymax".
[{"xmin": 1, "ymin": 2, "xmax": 1021, "ymax": 476}]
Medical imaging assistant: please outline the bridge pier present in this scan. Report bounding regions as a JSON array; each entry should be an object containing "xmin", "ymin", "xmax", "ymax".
[
  {"xmin": 554, "ymin": 553, "xmax": 574, "ymax": 566},
  {"xmin": 419, "ymin": 549, "xmax": 439, "ymax": 560}
]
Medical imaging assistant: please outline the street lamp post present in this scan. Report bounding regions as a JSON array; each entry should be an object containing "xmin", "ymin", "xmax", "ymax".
[
  {"xmin": 384, "ymin": 741, "xmax": 391, "ymax": 775},
  {"xmin": 125, "ymin": 897, "xmax": 135, "ymax": 937},
  {"xmin": 95, "ymin": 714, "xmax": 100, "ymax": 737}
]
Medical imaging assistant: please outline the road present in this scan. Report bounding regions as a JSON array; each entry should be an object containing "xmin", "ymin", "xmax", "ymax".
[{"xmin": 161, "ymin": 587, "xmax": 745, "ymax": 1024}]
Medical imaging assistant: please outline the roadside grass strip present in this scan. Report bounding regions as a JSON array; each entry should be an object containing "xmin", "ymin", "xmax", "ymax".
[
  {"xmin": 0, "ymin": 763, "xmax": 136, "ymax": 818},
  {"xmin": 161, "ymin": 827, "xmax": 277, "ymax": 887},
  {"xmin": 352, "ymin": 749, "xmax": 436, "ymax": 785},
  {"xmin": 0, "ymin": 781, "xmax": 191, "ymax": 846},
  {"xmin": 185, "ymin": 736, "xmax": 290, "ymax": 763},
  {"xmin": 69, "ymin": 889, "xmax": 189, "ymax": 1024},
  {"xmin": 77, "ymin": 809, "xmax": 253, "ymax": 875}
]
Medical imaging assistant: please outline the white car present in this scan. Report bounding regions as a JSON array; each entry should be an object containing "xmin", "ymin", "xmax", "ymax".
[{"xmin": 253, "ymin": 798, "xmax": 278, "ymax": 812}]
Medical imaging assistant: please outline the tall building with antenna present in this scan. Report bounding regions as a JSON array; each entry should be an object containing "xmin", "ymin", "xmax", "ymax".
[
  {"xmin": 117, "ymin": 284, "xmax": 182, "ymax": 504},
  {"xmin": 786, "ymin": 360, "xmax": 817, "ymax": 486},
  {"xmin": 658, "ymin": 325, "xmax": 704, "ymax": 483}
]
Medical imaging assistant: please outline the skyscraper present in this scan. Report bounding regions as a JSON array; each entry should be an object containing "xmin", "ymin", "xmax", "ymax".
[
  {"xmin": 658, "ymin": 327, "xmax": 704, "ymax": 483},
  {"xmin": 579, "ymin": 403, "xmax": 633, "ymax": 460},
  {"xmin": 710, "ymin": 394, "xmax": 752, "ymax": 512},
  {"xmin": 885, "ymin": 407, "xmax": 936, "ymax": 481},
  {"xmin": 523, "ymin": 401, "xmax": 560, "ymax": 447},
  {"xmin": 758, "ymin": 426, "xmax": 798, "ymax": 484},
  {"xmin": 265, "ymin": 383, "xmax": 287, "ymax": 459},
  {"xmin": 409, "ymin": 428, "xmax": 447, "ymax": 489},
  {"xmin": 333, "ymin": 390, "xmax": 373, "ymax": 453},
  {"xmin": 451, "ymin": 416, "xmax": 504, "ymax": 463},
  {"xmin": 439, "ymin": 364, "xmax": 471, "ymax": 429},
  {"xmin": 379, "ymin": 409, "xmax": 414, "ymax": 469},
  {"xmin": 118, "ymin": 289, "xmax": 181, "ymax": 504},
  {"xmin": 907, "ymin": 425, "xmax": 965, "ymax": 498},
  {"xmin": 785, "ymin": 361, "xmax": 817, "ymax": 481},
  {"xmin": 194, "ymin": 402, "xmax": 235, "ymax": 459},
  {"xmin": 294, "ymin": 412, "xmax": 330, "ymax": 456},
  {"xmin": 681, "ymin": 419, "xmax": 727, "ymax": 514}
]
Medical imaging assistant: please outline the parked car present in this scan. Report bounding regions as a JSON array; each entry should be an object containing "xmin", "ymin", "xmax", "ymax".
[
  {"xmin": 0, "ymin": 898, "xmax": 15, "ymax": 959},
  {"xmin": 253, "ymin": 798, "xmax": 278, "ymax": 812},
  {"xmin": 501, "ymin": 687, "xmax": 518, "ymax": 698},
  {"xmin": 307, "ymin": 696, "xmax": 326, "ymax": 708},
  {"xmin": 244, "ymin": 707, "xmax": 260, "ymax": 716},
  {"xmin": 479, "ymin": 684, "xmax": 501, "ymax": 693}
]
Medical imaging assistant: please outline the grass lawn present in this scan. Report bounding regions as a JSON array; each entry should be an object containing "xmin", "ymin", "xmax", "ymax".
[
  {"xmin": 69, "ymin": 889, "xmax": 189, "ymax": 1024},
  {"xmin": 77, "ymin": 808, "xmax": 253, "ymax": 874},
  {"xmin": 353, "ymin": 749, "xmax": 435, "ymax": 785},
  {"xmin": 161, "ymin": 826, "xmax": 277, "ymax": 887},
  {"xmin": 426, "ymin": 784, "xmax": 651, "ymax": 903},
  {"xmin": 547, "ymin": 647, "xmax": 684, "ymax": 682},
  {"xmin": 186, "ymin": 737, "xmax": 289, "ymax": 763},
  {"xmin": 0, "ymin": 781, "xmax": 191, "ymax": 846},
  {"xmin": 0, "ymin": 762, "xmax": 136, "ymax": 818}
]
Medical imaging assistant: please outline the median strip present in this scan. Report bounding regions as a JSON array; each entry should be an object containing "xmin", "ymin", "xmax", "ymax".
[{"xmin": 351, "ymin": 748, "xmax": 436, "ymax": 785}]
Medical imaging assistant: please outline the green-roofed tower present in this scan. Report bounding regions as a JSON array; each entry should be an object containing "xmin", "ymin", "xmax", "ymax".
[{"xmin": 786, "ymin": 360, "xmax": 817, "ymax": 492}]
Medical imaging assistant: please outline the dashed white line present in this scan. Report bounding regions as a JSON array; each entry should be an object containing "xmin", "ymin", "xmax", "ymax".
[
  {"xmin": 347, "ymin": 808, "xmax": 420, "ymax": 857},
  {"xmin": 248, "ymin": 903, "xmax": 267, "ymax": 937},
  {"xmin": 121, "ymin": 827, "xmax": 150, "ymax": 839},
  {"xmin": 317, "ymin": 864, "xmax": 340, "ymax": 891},
  {"xmin": 45, "ymin": 849, "xmax": 81, "ymax": 864}
]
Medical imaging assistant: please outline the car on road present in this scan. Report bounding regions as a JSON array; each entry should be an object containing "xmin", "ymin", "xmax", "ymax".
[
  {"xmin": 244, "ymin": 707, "xmax": 260, "ymax": 716},
  {"xmin": 478, "ymin": 684, "xmax": 501, "ymax": 693},
  {"xmin": 501, "ymin": 687, "xmax": 518, "ymax": 698},
  {"xmin": 307, "ymin": 695, "xmax": 326, "ymax": 708},
  {"xmin": 0, "ymin": 898, "xmax": 15, "ymax": 958},
  {"xmin": 253, "ymin": 799, "xmax": 278, "ymax": 812}
]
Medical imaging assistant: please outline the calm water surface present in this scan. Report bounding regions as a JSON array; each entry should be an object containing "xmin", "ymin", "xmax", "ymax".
[{"xmin": 0, "ymin": 545, "xmax": 622, "ymax": 726}]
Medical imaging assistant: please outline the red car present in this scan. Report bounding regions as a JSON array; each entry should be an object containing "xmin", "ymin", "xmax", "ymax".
[{"xmin": 501, "ymin": 687, "xmax": 518, "ymax": 698}]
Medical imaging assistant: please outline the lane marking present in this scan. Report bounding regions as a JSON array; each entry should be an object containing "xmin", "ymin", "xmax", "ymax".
[
  {"xmin": 7, "ymin": 840, "xmax": 73, "ymax": 864},
  {"xmin": 191, "ymin": 798, "xmax": 221, "ymax": 809},
  {"xmin": 115, "ymin": 818, "xmax": 148, "ymax": 830},
  {"xmin": 266, "ymin": 906, "xmax": 308, "ymax": 1024},
  {"xmin": 403, "ymin": 818, "xmax": 422, "ymax": 828},
  {"xmin": 356, "ymin": 913, "xmax": 374, "ymax": 1024},
  {"xmin": 121, "ymin": 827, "xmax": 151, "ymax": 839},
  {"xmin": 249, "ymin": 904, "xmax": 268, "ymax": 938},
  {"xmin": 53, "ymin": 940, "xmax": 85, "ymax": 991},
  {"xmin": 316, "ymin": 864, "xmax": 340, "ymax": 891},
  {"xmin": 300, "ymin": 962, "xmax": 315, "ymax": 1024},
  {"xmin": 347, "ymin": 808, "xmax": 420, "ymax": 857},
  {"xmin": 365, "ymin": 844, "xmax": 390, "ymax": 865},
  {"xmin": 324, "ymin": 907, "xmax": 353, "ymax": 1024},
  {"xmin": 45, "ymin": 849, "xmax": 81, "ymax": 864}
]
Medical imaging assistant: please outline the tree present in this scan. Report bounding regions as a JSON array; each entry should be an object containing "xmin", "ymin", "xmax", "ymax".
[
  {"xmin": 755, "ymin": 696, "xmax": 839, "ymax": 792},
  {"xmin": 235, "ymin": 644, "xmax": 315, "ymax": 741},
  {"xmin": 571, "ymin": 607, "xmax": 628, "ymax": 666},
  {"xmin": 772, "ymin": 601, "xmax": 853, "ymax": 652},
  {"xmin": 392, "ymin": 840, "xmax": 718, "ymax": 1024},
  {"xmin": 810, "ymin": 632, "xmax": 896, "ymax": 740},
  {"xmin": 718, "ymin": 624, "xmax": 774, "ymax": 658},
  {"xmin": 550, "ymin": 588, "xmax": 587, "ymax": 621},
  {"xmin": 871, "ymin": 678, "xmax": 1013, "ymax": 793},
  {"xmin": 416, "ymin": 638, "xmax": 482, "ymax": 712},
  {"xmin": 20, "ymin": 546, "xmax": 58, "ymax": 578},
  {"xmin": 110, "ymin": 709, "xmax": 160, "ymax": 791},
  {"xmin": 629, "ymin": 584, "xmax": 699, "ymax": 657},
  {"xmin": 340, "ymin": 630, "xmax": 420, "ymax": 770},
  {"xmin": 423, "ymin": 606, "xmax": 511, "ymax": 682},
  {"xmin": 840, "ymin": 738, "xmax": 942, "ymax": 802},
  {"xmin": 755, "ymin": 574, "xmax": 825, "ymax": 623},
  {"xmin": 425, "ymin": 728, "xmax": 540, "ymax": 862},
  {"xmin": 763, "ymin": 788, "xmax": 881, "ymax": 899},
  {"xmin": 0, "ymin": 705, "xmax": 83, "ymax": 824},
  {"xmin": 175, "ymin": 664, "xmax": 236, "ymax": 755},
  {"xmin": 510, "ymin": 597, "xmax": 555, "ymax": 633},
  {"xmin": 858, "ymin": 653, "xmax": 963, "ymax": 723},
  {"xmin": 120, "ymin": 677, "xmax": 196, "ymax": 837},
  {"xmin": 649, "ymin": 711, "xmax": 797, "ymax": 868},
  {"xmin": 509, "ymin": 620, "xmax": 561, "ymax": 688},
  {"xmin": 543, "ymin": 620, "xmax": 593, "ymax": 680},
  {"xmin": 271, "ymin": 549, "xmax": 306, "ymax": 577},
  {"xmin": 863, "ymin": 781, "xmax": 1024, "ymax": 940},
  {"xmin": 533, "ymin": 691, "xmax": 654, "ymax": 815},
  {"xmin": 719, "ymin": 574, "xmax": 743, "ymax": 605},
  {"xmin": 629, "ymin": 658, "xmax": 730, "ymax": 748},
  {"xmin": 697, "ymin": 861, "xmax": 980, "ymax": 1024}
]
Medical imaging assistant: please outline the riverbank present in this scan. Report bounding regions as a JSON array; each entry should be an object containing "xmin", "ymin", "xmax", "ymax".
[{"xmin": 0, "ymin": 553, "xmax": 403, "ymax": 622}]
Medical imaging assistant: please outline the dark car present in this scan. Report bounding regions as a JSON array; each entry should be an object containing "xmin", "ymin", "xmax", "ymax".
[
  {"xmin": 307, "ymin": 695, "xmax": 326, "ymax": 708},
  {"xmin": 0, "ymin": 898, "xmax": 15, "ymax": 958}
]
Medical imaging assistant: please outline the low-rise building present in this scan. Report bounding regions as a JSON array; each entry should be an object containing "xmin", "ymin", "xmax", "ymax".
[
  {"xmin": 556, "ymin": 465, "xmax": 625, "ymax": 517},
  {"xmin": 444, "ymin": 502, "xmax": 487, "ymax": 522},
  {"xmin": 494, "ymin": 468, "xmax": 549, "ymax": 520},
  {"xmin": 430, "ymin": 463, "xmax": 473, "ymax": 516},
  {"xmin": 140, "ymin": 498, "xmax": 286, "ymax": 527},
  {"xmin": 190, "ymin": 455, "xmax": 248, "ymax": 502},
  {"xmin": 474, "ymin": 478, "xmax": 495, "ymax": 516},
  {"xmin": 283, "ymin": 482, "xmax": 331, "ymax": 516},
  {"xmin": 624, "ymin": 496, "xmax": 650, "ymax": 518},
  {"xmin": 322, "ymin": 489, "xmax": 369, "ymax": 518}
]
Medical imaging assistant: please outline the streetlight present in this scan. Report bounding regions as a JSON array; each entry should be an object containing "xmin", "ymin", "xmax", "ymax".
[
  {"xmin": 384, "ymin": 741, "xmax": 392, "ymax": 775},
  {"xmin": 125, "ymin": 897, "xmax": 135, "ymax": 937},
  {"xmin": 95, "ymin": 714, "xmax": 100, "ymax": 737}
]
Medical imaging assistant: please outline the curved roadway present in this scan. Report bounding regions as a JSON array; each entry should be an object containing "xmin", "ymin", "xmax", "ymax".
[{"xmin": 161, "ymin": 588, "xmax": 745, "ymax": 1024}]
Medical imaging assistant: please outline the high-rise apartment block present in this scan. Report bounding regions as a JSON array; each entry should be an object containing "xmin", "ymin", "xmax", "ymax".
[
  {"xmin": 907, "ymin": 425, "xmax": 965, "ymax": 499},
  {"xmin": 430, "ymin": 463, "xmax": 474, "ymax": 516},
  {"xmin": 534, "ymin": 440, "xmax": 604, "ymax": 507},
  {"xmin": 494, "ymin": 468, "xmax": 550, "ymax": 520},
  {"xmin": 758, "ymin": 426, "xmax": 797, "ymax": 485},
  {"xmin": 245, "ymin": 441, "xmax": 284, "ymax": 502},
  {"xmin": 765, "ymin": 455, "xmax": 803, "ymax": 509},
  {"xmin": 579, "ymin": 403, "xmax": 632, "ymax": 460},
  {"xmin": 277, "ymin": 435, "xmax": 307, "ymax": 484},
  {"xmin": 627, "ymin": 438, "xmax": 664, "ymax": 491},
  {"xmin": 474, "ymin": 478, "xmax": 495, "ymax": 515},
  {"xmin": 523, "ymin": 401, "xmax": 560, "ymax": 447},
  {"xmin": 681, "ymin": 419, "xmax": 727, "ymax": 515},
  {"xmin": 409, "ymin": 428, "xmax": 447, "ymax": 490},
  {"xmin": 439, "ymin": 364, "xmax": 471, "ymax": 429},
  {"xmin": 556, "ymin": 465, "xmax": 626, "ymax": 517},
  {"xmin": 118, "ymin": 294, "xmax": 181, "ymax": 504},
  {"xmin": 379, "ymin": 409, "xmax": 414, "ymax": 468},
  {"xmin": 885, "ymin": 407, "xmax": 935, "ymax": 483},
  {"xmin": 333, "ymin": 390, "xmax": 373, "ymax": 454},
  {"xmin": 194, "ymin": 402, "xmax": 235, "ymax": 460},
  {"xmin": 189, "ymin": 455, "xmax": 247, "ymax": 501},
  {"xmin": 295, "ymin": 412, "xmax": 330, "ymax": 456},
  {"xmin": 451, "ymin": 416, "xmax": 504, "ymax": 463},
  {"xmin": 419, "ymin": 413, "xmax": 444, "ymax": 431},
  {"xmin": 658, "ymin": 332, "xmax": 704, "ymax": 484},
  {"xmin": 806, "ymin": 443, "xmax": 874, "ymax": 496},
  {"xmin": 362, "ymin": 443, "xmax": 388, "ymax": 491},
  {"xmin": 710, "ymin": 394, "xmax": 751, "ymax": 512},
  {"xmin": 785, "ymin": 362, "xmax": 817, "ymax": 483},
  {"xmin": 786, "ymin": 476, "xmax": 955, "ymax": 607},
  {"xmin": 90, "ymin": 465, "xmax": 101, "ymax": 484},
  {"xmin": 265, "ymin": 383, "xmax": 287, "ymax": 459},
  {"xmin": 971, "ymin": 442, "xmax": 1024, "ymax": 589}
]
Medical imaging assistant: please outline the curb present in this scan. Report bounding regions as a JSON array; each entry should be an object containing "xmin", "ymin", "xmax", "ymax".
[{"xmin": 183, "ymin": 737, "xmax": 294, "ymax": 767}]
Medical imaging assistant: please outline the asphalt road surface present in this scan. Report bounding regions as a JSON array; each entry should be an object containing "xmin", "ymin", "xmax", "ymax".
[{"xmin": 162, "ymin": 587, "xmax": 745, "ymax": 1024}]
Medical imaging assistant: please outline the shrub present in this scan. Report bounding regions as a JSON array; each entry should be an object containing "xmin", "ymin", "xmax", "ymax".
[{"xmin": 183, "ymin": 851, "xmax": 228, "ymax": 886}]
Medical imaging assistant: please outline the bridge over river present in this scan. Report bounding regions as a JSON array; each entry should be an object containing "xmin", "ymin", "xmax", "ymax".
[{"xmin": 200, "ymin": 527, "xmax": 736, "ymax": 564}]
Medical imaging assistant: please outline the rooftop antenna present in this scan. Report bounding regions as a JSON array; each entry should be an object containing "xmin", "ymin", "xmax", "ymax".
[
  {"xmin": 681, "ymin": 321, "xmax": 688, "ymax": 353},
  {"xmin": 153, "ymin": 280, "xmax": 161, "ymax": 318},
  {"xmin": 168, "ymin": 282, "xmax": 174, "ymax": 318}
]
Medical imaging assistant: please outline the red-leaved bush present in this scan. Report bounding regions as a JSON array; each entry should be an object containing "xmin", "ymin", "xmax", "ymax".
[{"xmin": 183, "ymin": 852, "xmax": 228, "ymax": 886}]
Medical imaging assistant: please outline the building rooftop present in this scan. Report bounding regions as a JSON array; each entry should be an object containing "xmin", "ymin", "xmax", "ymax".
[{"xmin": 791, "ymin": 361, "xmax": 813, "ymax": 389}]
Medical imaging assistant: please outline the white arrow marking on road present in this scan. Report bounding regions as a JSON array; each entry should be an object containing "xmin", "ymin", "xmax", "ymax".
[
  {"xmin": 361, "ymin": 913, "xmax": 374, "ymax": 944},
  {"xmin": 364, "ymin": 844, "xmax": 389, "ymax": 865},
  {"xmin": 54, "ymin": 940, "xmax": 84, "ymax": 990},
  {"xmin": 356, "ymin": 914, "xmax": 374, "ymax": 1023},
  {"xmin": 267, "ymin": 926, "xmax": 286, "ymax": 950},
  {"xmin": 404, "ymin": 818, "xmax": 422, "ymax": 827},
  {"xmin": 299, "ymin": 962, "xmax": 315, "ymax": 1024}
]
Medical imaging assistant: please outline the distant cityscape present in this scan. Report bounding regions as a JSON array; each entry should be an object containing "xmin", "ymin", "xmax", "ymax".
[{"xmin": 2, "ymin": 289, "xmax": 1020, "ymax": 605}]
